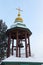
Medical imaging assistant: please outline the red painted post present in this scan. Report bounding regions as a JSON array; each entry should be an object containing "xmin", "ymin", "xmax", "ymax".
[
  {"xmin": 18, "ymin": 39, "xmax": 21, "ymax": 57},
  {"xmin": 16, "ymin": 31, "xmax": 18, "ymax": 57},
  {"xmin": 25, "ymin": 32, "xmax": 28, "ymax": 57},
  {"xmin": 7, "ymin": 35, "xmax": 11, "ymax": 57},
  {"xmin": 19, "ymin": 47, "xmax": 21, "ymax": 57},
  {"xmin": 28, "ymin": 37, "xmax": 31, "ymax": 56},
  {"xmin": 12, "ymin": 39, "xmax": 14, "ymax": 55}
]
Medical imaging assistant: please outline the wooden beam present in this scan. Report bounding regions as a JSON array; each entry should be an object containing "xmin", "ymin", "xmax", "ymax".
[
  {"xmin": 7, "ymin": 34, "xmax": 11, "ymax": 57},
  {"xmin": 18, "ymin": 39, "xmax": 21, "ymax": 57},
  {"xmin": 28, "ymin": 37, "xmax": 31, "ymax": 56},
  {"xmin": 25, "ymin": 32, "xmax": 28, "ymax": 57},
  {"xmin": 16, "ymin": 31, "xmax": 18, "ymax": 57},
  {"xmin": 19, "ymin": 47, "xmax": 21, "ymax": 57},
  {"xmin": 12, "ymin": 39, "xmax": 14, "ymax": 55}
]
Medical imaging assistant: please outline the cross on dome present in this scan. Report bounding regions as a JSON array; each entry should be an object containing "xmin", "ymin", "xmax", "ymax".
[
  {"xmin": 15, "ymin": 8, "xmax": 23, "ymax": 22},
  {"xmin": 16, "ymin": 8, "xmax": 23, "ymax": 14}
]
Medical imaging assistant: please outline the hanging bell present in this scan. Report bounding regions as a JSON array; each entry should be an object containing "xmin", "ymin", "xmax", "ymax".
[
  {"xmin": 18, "ymin": 43, "xmax": 24, "ymax": 48},
  {"xmin": 14, "ymin": 46, "xmax": 16, "ymax": 50}
]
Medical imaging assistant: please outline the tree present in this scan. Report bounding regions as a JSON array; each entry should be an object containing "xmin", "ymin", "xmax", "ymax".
[{"xmin": 0, "ymin": 20, "xmax": 7, "ymax": 59}]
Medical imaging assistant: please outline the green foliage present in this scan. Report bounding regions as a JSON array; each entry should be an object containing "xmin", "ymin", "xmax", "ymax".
[
  {"xmin": 0, "ymin": 20, "xmax": 7, "ymax": 42},
  {"xmin": 0, "ymin": 20, "xmax": 7, "ymax": 59}
]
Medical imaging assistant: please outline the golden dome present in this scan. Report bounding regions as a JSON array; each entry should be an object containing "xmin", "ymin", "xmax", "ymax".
[
  {"xmin": 15, "ymin": 10, "xmax": 23, "ymax": 22},
  {"xmin": 15, "ymin": 16, "xmax": 23, "ymax": 22}
]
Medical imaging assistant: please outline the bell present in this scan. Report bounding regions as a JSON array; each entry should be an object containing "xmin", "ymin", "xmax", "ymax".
[
  {"xmin": 13, "ymin": 46, "xmax": 16, "ymax": 50},
  {"xmin": 18, "ymin": 43, "xmax": 24, "ymax": 48}
]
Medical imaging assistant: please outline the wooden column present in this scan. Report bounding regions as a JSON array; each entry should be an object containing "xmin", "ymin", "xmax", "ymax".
[
  {"xmin": 25, "ymin": 32, "xmax": 28, "ymax": 57},
  {"xmin": 16, "ymin": 31, "xmax": 18, "ymax": 57},
  {"xmin": 19, "ymin": 40, "xmax": 21, "ymax": 57},
  {"xmin": 28, "ymin": 37, "xmax": 31, "ymax": 56},
  {"xmin": 12, "ymin": 39, "xmax": 14, "ymax": 55},
  {"xmin": 19, "ymin": 47, "xmax": 21, "ymax": 57},
  {"xmin": 7, "ymin": 35, "xmax": 11, "ymax": 58}
]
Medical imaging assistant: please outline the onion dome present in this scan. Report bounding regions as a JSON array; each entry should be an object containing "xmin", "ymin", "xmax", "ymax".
[
  {"xmin": 15, "ymin": 8, "xmax": 23, "ymax": 22},
  {"xmin": 11, "ymin": 8, "xmax": 27, "ymax": 28}
]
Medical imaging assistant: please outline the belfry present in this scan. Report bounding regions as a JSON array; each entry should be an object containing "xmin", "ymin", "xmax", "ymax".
[{"xmin": 6, "ymin": 8, "xmax": 32, "ymax": 58}]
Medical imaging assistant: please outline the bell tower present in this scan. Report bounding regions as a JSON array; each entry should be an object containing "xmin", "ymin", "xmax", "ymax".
[{"xmin": 6, "ymin": 8, "xmax": 32, "ymax": 58}]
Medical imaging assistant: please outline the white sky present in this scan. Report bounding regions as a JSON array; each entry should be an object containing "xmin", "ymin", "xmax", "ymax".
[{"xmin": 0, "ymin": 0, "xmax": 43, "ymax": 58}]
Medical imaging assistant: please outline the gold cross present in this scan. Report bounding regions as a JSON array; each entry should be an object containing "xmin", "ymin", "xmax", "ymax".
[{"xmin": 16, "ymin": 8, "xmax": 23, "ymax": 14}]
